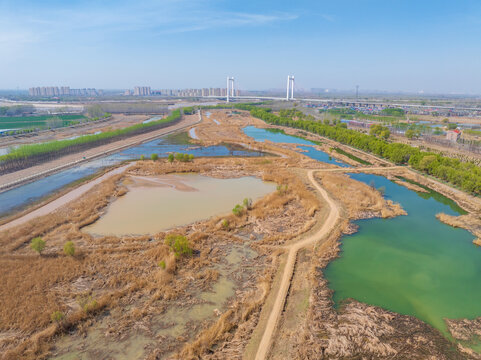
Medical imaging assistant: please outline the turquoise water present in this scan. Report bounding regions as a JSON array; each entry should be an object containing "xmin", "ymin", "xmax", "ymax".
[
  {"xmin": 243, "ymin": 126, "xmax": 350, "ymax": 167},
  {"xmin": 324, "ymin": 173, "xmax": 481, "ymax": 337}
]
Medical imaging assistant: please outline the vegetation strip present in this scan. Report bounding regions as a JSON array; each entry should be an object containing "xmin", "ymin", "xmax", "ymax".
[
  {"xmin": 332, "ymin": 147, "xmax": 372, "ymax": 165},
  {"xmin": 243, "ymin": 106, "xmax": 481, "ymax": 195},
  {"xmin": 0, "ymin": 110, "xmax": 181, "ymax": 175}
]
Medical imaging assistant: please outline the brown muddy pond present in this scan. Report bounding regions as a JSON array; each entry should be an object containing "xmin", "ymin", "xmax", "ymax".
[{"xmin": 84, "ymin": 174, "xmax": 276, "ymax": 236}]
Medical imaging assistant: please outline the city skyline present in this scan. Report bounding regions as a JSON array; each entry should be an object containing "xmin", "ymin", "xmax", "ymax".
[{"xmin": 1, "ymin": 0, "xmax": 481, "ymax": 93}]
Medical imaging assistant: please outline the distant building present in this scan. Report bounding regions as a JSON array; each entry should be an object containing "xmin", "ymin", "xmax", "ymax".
[
  {"xmin": 28, "ymin": 86, "xmax": 100, "ymax": 97},
  {"xmin": 60, "ymin": 86, "xmax": 70, "ymax": 96},
  {"xmin": 446, "ymin": 129, "xmax": 461, "ymax": 142},
  {"xmin": 148, "ymin": 87, "xmax": 237, "ymax": 98},
  {"xmin": 133, "ymin": 86, "xmax": 151, "ymax": 96}
]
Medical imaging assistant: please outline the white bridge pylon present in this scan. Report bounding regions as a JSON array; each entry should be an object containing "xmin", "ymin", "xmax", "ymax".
[
  {"xmin": 286, "ymin": 75, "xmax": 295, "ymax": 100},
  {"xmin": 226, "ymin": 76, "xmax": 235, "ymax": 103},
  {"xmin": 224, "ymin": 75, "xmax": 295, "ymax": 102}
]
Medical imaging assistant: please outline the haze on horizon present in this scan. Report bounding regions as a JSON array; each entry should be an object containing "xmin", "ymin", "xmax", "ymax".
[{"xmin": 1, "ymin": 0, "xmax": 481, "ymax": 94}]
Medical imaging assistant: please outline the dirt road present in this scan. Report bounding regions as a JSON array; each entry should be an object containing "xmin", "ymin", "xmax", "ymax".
[
  {"xmin": 0, "ymin": 164, "xmax": 131, "ymax": 232},
  {"xmin": 254, "ymin": 169, "xmax": 341, "ymax": 360},
  {"xmin": 0, "ymin": 113, "xmax": 200, "ymax": 191}
]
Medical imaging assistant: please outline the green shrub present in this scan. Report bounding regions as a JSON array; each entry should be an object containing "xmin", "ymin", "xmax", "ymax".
[
  {"xmin": 381, "ymin": 108, "xmax": 405, "ymax": 117},
  {"xmin": 30, "ymin": 237, "xmax": 45, "ymax": 255},
  {"xmin": 172, "ymin": 152, "xmax": 194, "ymax": 162},
  {"xmin": 370, "ymin": 124, "xmax": 390, "ymax": 139},
  {"xmin": 183, "ymin": 106, "xmax": 195, "ymax": 115},
  {"xmin": 243, "ymin": 198, "xmax": 252, "ymax": 210},
  {"xmin": 151, "ymin": 153, "xmax": 158, "ymax": 161},
  {"xmin": 164, "ymin": 234, "xmax": 192, "ymax": 258},
  {"xmin": 232, "ymin": 204, "xmax": 244, "ymax": 216},
  {"xmin": 168, "ymin": 153, "xmax": 174, "ymax": 163},
  {"xmin": 78, "ymin": 295, "xmax": 98, "ymax": 313},
  {"xmin": 51, "ymin": 311, "xmax": 65, "ymax": 323},
  {"xmin": 63, "ymin": 241, "xmax": 75, "ymax": 256},
  {"xmin": 140, "ymin": 154, "xmax": 145, "ymax": 160},
  {"xmin": 158, "ymin": 260, "xmax": 166, "ymax": 269},
  {"xmin": 221, "ymin": 219, "xmax": 229, "ymax": 229},
  {"xmin": 405, "ymin": 129, "xmax": 416, "ymax": 139}
]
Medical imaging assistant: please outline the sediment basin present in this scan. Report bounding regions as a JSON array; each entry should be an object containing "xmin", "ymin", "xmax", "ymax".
[{"xmin": 84, "ymin": 174, "xmax": 276, "ymax": 236}]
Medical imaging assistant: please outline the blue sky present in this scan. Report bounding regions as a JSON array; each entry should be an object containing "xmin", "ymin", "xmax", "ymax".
[{"xmin": 1, "ymin": 0, "xmax": 481, "ymax": 93}]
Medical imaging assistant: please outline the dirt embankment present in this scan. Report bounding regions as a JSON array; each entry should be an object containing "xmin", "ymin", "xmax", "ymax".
[
  {"xmin": 315, "ymin": 172, "xmax": 406, "ymax": 220},
  {"xmin": 437, "ymin": 213, "xmax": 481, "ymax": 246}
]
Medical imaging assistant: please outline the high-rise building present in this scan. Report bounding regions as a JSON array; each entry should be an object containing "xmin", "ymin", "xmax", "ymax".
[
  {"xmin": 60, "ymin": 87, "xmax": 70, "ymax": 96},
  {"xmin": 133, "ymin": 86, "xmax": 151, "ymax": 96},
  {"xmin": 28, "ymin": 86, "xmax": 101, "ymax": 97}
]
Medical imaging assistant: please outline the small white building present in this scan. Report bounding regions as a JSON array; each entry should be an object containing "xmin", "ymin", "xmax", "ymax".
[{"xmin": 446, "ymin": 129, "xmax": 461, "ymax": 142}]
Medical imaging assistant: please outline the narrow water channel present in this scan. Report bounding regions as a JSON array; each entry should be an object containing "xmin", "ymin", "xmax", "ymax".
[
  {"xmin": 0, "ymin": 133, "xmax": 265, "ymax": 218},
  {"xmin": 242, "ymin": 126, "xmax": 350, "ymax": 167}
]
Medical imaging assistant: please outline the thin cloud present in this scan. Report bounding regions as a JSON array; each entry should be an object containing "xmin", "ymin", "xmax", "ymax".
[
  {"xmin": 160, "ymin": 12, "xmax": 299, "ymax": 34},
  {"xmin": 0, "ymin": 29, "xmax": 40, "ymax": 46},
  {"xmin": 0, "ymin": 2, "xmax": 299, "ymax": 44},
  {"xmin": 320, "ymin": 14, "xmax": 335, "ymax": 22}
]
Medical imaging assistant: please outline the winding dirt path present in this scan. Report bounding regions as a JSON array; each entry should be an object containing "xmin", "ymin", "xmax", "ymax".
[{"xmin": 254, "ymin": 169, "xmax": 341, "ymax": 360}]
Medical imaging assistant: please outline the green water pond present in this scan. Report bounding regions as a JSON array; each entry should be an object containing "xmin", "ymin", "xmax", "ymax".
[{"xmin": 325, "ymin": 173, "xmax": 481, "ymax": 341}]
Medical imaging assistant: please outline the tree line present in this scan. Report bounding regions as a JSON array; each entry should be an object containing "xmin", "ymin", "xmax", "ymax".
[
  {"xmin": 0, "ymin": 105, "xmax": 35, "ymax": 116},
  {"xmin": 0, "ymin": 110, "xmax": 182, "ymax": 175},
  {"xmin": 246, "ymin": 106, "xmax": 481, "ymax": 195}
]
